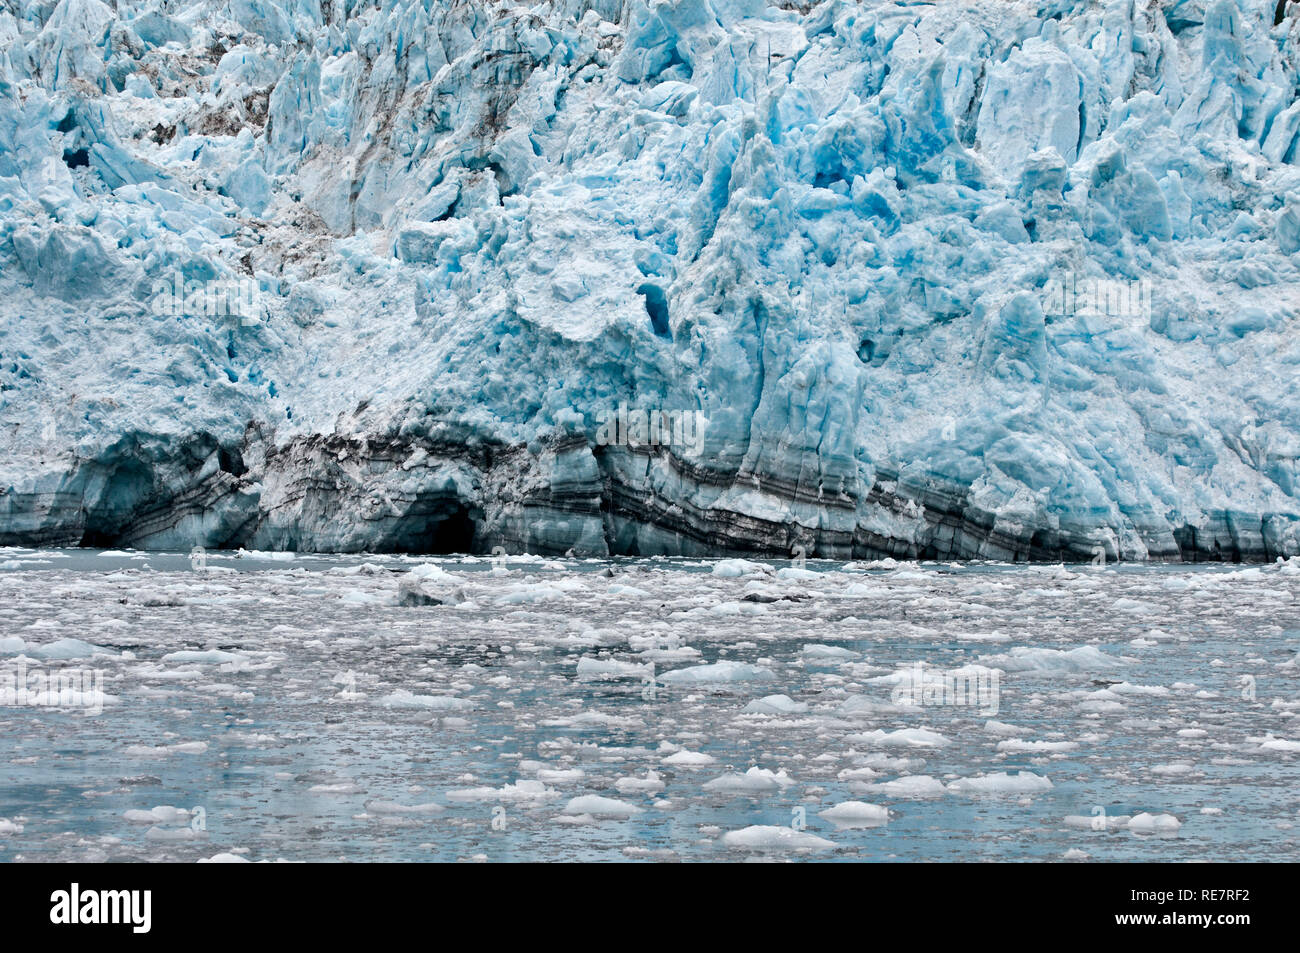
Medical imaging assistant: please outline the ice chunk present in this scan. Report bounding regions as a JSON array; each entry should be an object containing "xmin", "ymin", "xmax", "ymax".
[
  {"xmin": 377, "ymin": 690, "xmax": 472, "ymax": 710},
  {"xmin": 946, "ymin": 772, "xmax": 1053, "ymax": 796},
  {"xmin": 818, "ymin": 801, "xmax": 889, "ymax": 827},
  {"xmin": 860, "ymin": 776, "xmax": 947, "ymax": 799},
  {"xmin": 561, "ymin": 795, "xmax": 643, "ymax": 817},
  {"xmin": 979, "ymin": 645, "xmax": 1122, "ymax": 673},
  {"xmin": 1127, "ymin": 813, "xmax": 1182, "ymax": 833},
  {"xmin": 742, "ymin": 694, "xmax": 808, "ymax": 714},
  {"xmin": 701, "ymin": 767, "xmax": 794, "ymax": 795},
  {"xmin": 660, "ymin": 750, "xmax": 716, "ymax": 768},
  {"xmin": 659, "ymin": 661, "xmax": 775, "ymax": 684},
  {"xmin": 720, "ymin": 826, "xmax": 836, "ymax": 852}
]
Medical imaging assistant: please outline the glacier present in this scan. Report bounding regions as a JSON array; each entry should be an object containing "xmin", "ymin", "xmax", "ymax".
[{"xmin": 1, "ymin": 0, "xmax": 1300, "ymax": 561}]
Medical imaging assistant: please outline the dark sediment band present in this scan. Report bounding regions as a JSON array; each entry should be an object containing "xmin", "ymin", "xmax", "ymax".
[{"xmin": 0, "ymin": 430, "xmax": 1294, "ymax": 563}]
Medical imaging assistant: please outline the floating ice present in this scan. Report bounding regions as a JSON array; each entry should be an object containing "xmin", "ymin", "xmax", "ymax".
[
  {"xmin": 145, "ymin": 826, "xmax": 206, "ymax": 842},
  {"xmin": 1127, "ymin": 813, "xmax": 1182, "ymax": 834},
  {"xmin": 994, "ymin": 739, "xmax": 1079, "ymax": 754},
  {"xmin": 445, "ymin": 780, "xmax": 558, "ymax": 804},
  {"xmin": 720, "ymin": 826, "xmax": 837, "ymax": 852},
  {"xmin": 659, "ymin": 661, "xmax": 775, "ymax": 684},
  {"xmin": 660, "ymin": 750, "xmax": 716, "ymax": 768},
  {"xmin": 123, "ymin": 742, "xmax": 208, "ymax": 758},
  {"xmin": 123, "ymin": 806, "xmax": 192, "ymax": 824},
  {"xmin": 614, "ymin": 771, "xmax": 666, "ymax": 795},
  {"xmin": 742, "ymin": 694, "xmax": 809, "ymax": 714},
  {"xmin": 576, "ymin": 657, "xmax": 652, "ymax": 679},
  {"xmin": 860, "ymin": 776, "xmax": 948, "ymax": 799},
  {"xmin": 711, "ymin": 561, "xmax": 772, "ymax": 578},
  {"xmin": 377, "ymin": 690, "xmax": 473, "ymax": 710},
  {"xmin": 702, "ymin": 767, "xmax": 795, "ymax": 795},
  {"xmin": 159, "ymin": 650, "xmax": 245, "ymax": 665},
  {"xmin": 23, "ymin": 639, "xmax": 116, "ymax": 660},
  {"xmin": 817, "ymin": 802, "xmax": 890, "ymax": 828},
  {"xmin": 847, "ymin": 728, "xmax": 951, "ymax": 748},
  {"xmin": 946, "ymin": 772, "xmax": 1053, "ymax": 796},
  {"xmin": 364, "ymin": 800, "xmax": 445, "ymax": 815},
  {"xmin": 800, "ymin": 644, "xmax": 858, "ymax": 660},
  {"xmin": 561, "ymin": 795, "xmax": 644, "ymax": 818},
  {"xmin": 1, "ymin": 552, "xmax": 1298, "ymax": 861},
  {"xmin": 979, "ymin": 646, "xmax": 1123, "ymax": 673}
]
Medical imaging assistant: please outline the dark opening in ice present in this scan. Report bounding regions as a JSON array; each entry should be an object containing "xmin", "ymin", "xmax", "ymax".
[{"xmin": 638, "ymin": 283, "xmax": 671, "ymax": 338}]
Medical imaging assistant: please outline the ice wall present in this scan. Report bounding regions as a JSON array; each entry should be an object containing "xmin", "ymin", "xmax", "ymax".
[{"xmin": 2, "ymin": 0, "xmax": 1300, "ymax": 560}]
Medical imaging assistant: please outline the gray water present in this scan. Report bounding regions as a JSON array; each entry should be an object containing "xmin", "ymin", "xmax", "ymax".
[{"xmin": 1, "ymin": 548, "xmax": 1297, "ymax": 862}]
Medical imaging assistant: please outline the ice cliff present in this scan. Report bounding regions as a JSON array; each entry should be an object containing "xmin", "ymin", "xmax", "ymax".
[{"xmin": 2, "ymin": 0, "xmax": 1300, "ymax": 560}]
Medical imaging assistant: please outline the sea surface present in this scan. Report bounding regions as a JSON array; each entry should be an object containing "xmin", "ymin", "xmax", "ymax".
[{"xmin": 1, "ymin": 548, "xmax": 1297, "ymax": 862}]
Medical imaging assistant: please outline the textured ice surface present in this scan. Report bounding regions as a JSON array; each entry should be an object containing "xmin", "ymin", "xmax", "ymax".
[
  {"xmin": 1, "ymin": 551, "xmax": 1298, "ymax": 862},
  {"xmin": 2, "ymin": 2, "xmax": 1300, "ymax": 560}
]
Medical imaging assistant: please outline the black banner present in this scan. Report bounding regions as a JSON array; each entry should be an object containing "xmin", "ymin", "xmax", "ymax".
[{"xmin": 0, "ymin": 862, "xmax": 1274, "ymax": 940}]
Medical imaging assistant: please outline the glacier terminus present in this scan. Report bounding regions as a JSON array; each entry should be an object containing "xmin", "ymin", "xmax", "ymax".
[{"xmin": 1, "ymin": 0, "xmax": 1299, "ymax": 561}]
